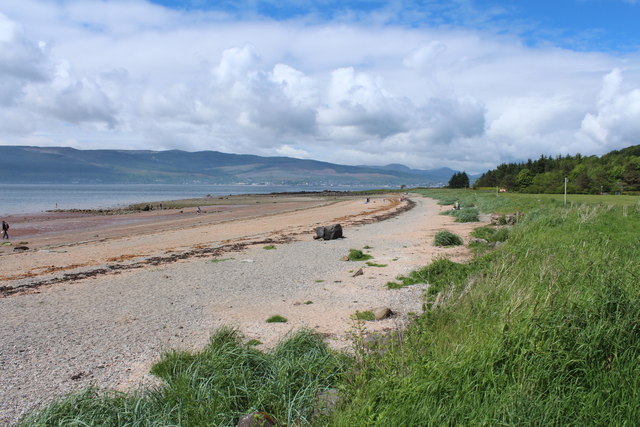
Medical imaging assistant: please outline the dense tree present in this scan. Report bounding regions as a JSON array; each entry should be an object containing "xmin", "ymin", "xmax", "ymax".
[
  {"xmin": 448, "ymin": 171, "xmax": 470, "ymax": 188},
  {"xmin": 473, "ymin": 144, "xmax": 640, "ymax": 194}
]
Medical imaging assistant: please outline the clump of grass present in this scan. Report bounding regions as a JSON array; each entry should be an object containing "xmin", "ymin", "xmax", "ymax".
[
  {"xmin": 20, "ymin": 328, "xmax": 349, "ymax": 427},
  {"xmin": 471, "ymin": 226, "xmax": 510, "ymax": 243},
  {"xmin": 434, "ymin": 230, "xmax": 463, "ymax": 247},
  {"xmin": 386, "ymin": 257, "xmax": 477, "ymax": 293},
  {"xmin": 246, "ymin": 339, "xmax": 262, "ymax": 346},
  {"xmin": 353, "ymin": 310, "xmax": 375, "ymax": 321},
  {"xmin": 363, "ymin": 245, "xmax": 373, "ymax": 249},
  {"xmin": 263, "ymin": 245, "xmax": 276, "ymax": 250},
  {"xmin": 366, "ymin": 262, "xmax": 387, "ymax": 267},
  {"xmin": 266, "ymin": 315, "xmax": 288, "ymax": 323},
  {"xmin": 347, "ymin": 249, "xmax": 373, "ymax": 261},
  {"xmin": 304, "ymin": 301, "xmax": 313, "ymax": 305},
  {"xmin": 208, "ymin": 257, "xmax": 233, "ymax": 263}
]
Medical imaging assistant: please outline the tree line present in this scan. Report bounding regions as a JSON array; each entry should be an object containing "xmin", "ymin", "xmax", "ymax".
[{"xmin": 472, "ymin": 145, "xmax": 640, "ymax": 194}]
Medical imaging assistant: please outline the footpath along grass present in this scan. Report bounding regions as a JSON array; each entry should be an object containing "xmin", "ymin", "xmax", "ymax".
[{"xmin": 325, "ymin": 190, "xmax": 640, "ymax": 425}]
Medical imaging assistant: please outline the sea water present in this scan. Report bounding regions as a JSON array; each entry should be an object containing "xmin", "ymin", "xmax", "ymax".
[{"xmin": 0, "ymin": 183, "xmax": 372, "ymax": 216}]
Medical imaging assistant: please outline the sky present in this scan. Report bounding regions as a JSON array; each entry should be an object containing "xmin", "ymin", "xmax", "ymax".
[{"xmin": 1, "ymin": 0, "xmax": 639, "ymax": 173}]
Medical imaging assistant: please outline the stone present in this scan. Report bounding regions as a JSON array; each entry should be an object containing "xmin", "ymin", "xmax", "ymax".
[
  {"xmin": 314, "ymin": 224, "xmax": 343, "ymax": 240},
  {"xmin": 352, "ymin": 268, "xmax": 363, "ymax": 277},
  {"xmin": 371, "ymin": 306, "xmax": 393, "ymax": 320},
  {"xmin": 236, "ymin": 411, "xmax": 279, "ymax": 427},
  {"xmin": 313, "ymin": 388, "xmax": 341, "ymax": 419},
  {"xmin": 13, "ymin": 246, "xmax": 29, "ymax": 252},
  {"xmin": 469, "ymin": 238, "xmax": 488, "ymax": 244},
  {"xmin": 340, "ymin": 256, "xmax": 350, "ymax": 261}
]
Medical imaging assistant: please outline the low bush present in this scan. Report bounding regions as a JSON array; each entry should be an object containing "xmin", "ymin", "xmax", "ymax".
[
  {"xmin": 434, "ymin": 230, "xmax": 463, "ymax": 247},
  {"xmin": 347, "ymin": 249, "xmax": 373, "ymax": 261}
]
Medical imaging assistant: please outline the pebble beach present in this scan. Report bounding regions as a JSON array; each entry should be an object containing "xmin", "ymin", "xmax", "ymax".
[{"xmin": 0, "ymin": 193, "xmax": 482, "ymax": 425}]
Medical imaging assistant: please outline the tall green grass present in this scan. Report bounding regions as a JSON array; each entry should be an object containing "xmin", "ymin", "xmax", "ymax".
[
  {"xmin": 21, "ymin": 329, "xmax": 349, "ymax": 427},
  {"xmin": 327, "ymin": 197, "xmax": 640, "ymax": 425}
]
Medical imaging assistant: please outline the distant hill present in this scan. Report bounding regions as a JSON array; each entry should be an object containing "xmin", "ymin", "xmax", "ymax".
[
  {"xmin": 0, "ymin": 146, "xmax": 458, "ymax": 187},
  {"xmin": 473, "ymin": 144, "xmax": 640, "ymax": 194}
]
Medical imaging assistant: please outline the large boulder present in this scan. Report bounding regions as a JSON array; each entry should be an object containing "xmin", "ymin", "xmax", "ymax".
[{"xmin": 314, "ymin": 224, "xmax": 343, "ymax": 240}]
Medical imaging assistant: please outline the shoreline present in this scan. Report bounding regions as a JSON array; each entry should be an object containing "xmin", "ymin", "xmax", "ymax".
[{"xmin": 0, "ymin": 193, "xmax": 482, "ymax": 425}]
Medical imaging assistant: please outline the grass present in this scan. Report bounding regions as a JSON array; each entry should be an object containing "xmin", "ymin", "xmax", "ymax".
[
  {"xmin": 263, "ymin": 245, "xmax": 276, "ymax": 250},
  {"xmin": 208, "ymin": 257, "xmax": 233, "ymax": 263},
  {"xmin": 20, "ymin": 328, "xmax": 348, "ymax": 427},
  {"xmin": 365, "ymin": 262, "xmax": 387, "ymax": 267},
  {"xmin": 347, "ymin": 249, "xmax": 373, "ymax": 261},
  {"xmin": 326, "ymin": 190, "xmax": 640, "ymax": 426},
  {"xmin": 434, "ymin": 230, "xmax": 463, "ymax": 247},
  {"xmin": 266, "ymin": 315, "xmax": 288, "ymax": 323},
  {"xmin": 353, "ymin": 310, "xmax": 375, "ymax": 321}
]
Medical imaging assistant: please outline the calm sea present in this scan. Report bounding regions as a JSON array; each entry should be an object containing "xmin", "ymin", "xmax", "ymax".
[{"xmin": 0, "ymin": 183, "xmax": 373, "ymax": 216}]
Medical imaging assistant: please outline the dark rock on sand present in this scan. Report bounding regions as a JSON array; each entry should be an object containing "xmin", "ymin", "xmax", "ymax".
[{"xmin": 314, "ymin": 224, "xmax": 343, "ymax": 240}]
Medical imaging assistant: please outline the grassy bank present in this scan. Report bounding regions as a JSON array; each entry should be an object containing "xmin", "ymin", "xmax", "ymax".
[{"xmin": 327, "ymin": 190, "xmax": 640, "ymax": 425}]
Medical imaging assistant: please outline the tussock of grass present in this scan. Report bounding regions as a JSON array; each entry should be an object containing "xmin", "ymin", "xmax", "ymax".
[
  {"xmin": 263, "ymin": 245, "xmax": 276, "ymax": 250},
  {"xmin": 266, "ymin": 315, "xmax": 288, "ymax": 323},
  {"xmin": 434, "ymin": 230, "xmax": 463, "ymax": 246},
  {"xmin": 21, "ymin": 328, "xmax": 348, "ymax": 427},
  {"xmin": 471, "ymin": 226, "xmax": 510, "ymax": 243},
  {"xmin": 353, "ymin": 310, "xmax": 375, "ymax": 321},
  {"xmin": 347, "ymin": 249, "xmax": 373, "ymax": 261}
]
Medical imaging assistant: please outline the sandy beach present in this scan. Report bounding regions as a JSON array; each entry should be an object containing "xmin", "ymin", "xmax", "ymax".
[{"xmin": 0, "ymin": 193, "xmax": 483, "ymax": 425}]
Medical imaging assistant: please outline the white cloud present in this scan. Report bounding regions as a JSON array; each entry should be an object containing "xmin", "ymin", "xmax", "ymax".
[
  {"xmin": 0, "ymin": 0, "xmax": 639, "ymax": 172},
  {"xmin": 580, "ymin": 69, "xmax": 640, "ymax": 150}
]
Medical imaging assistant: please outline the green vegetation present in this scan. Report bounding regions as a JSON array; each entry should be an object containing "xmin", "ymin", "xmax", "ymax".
[
  {"xmin": 266, "ymin": 315, "xmax": 288, "ymax": 323},
  {"xmin": 353, "ymin": 310, "xmax": 376, "ymax": 321},
  {"xmin": 473, "ymin": 144, "xmax": 640, "ymax": 194},
  {"xmin": 20, "ymin": 328, "xmax": 347, "ymax": 426},
  {"xmin": 448, "ymin": 171, "xmax": 470, "ymax": 188},
  {"xmin": 328, "ymin": 189, "xmax": 640, "ymax": 425},
  {"xmin": 263, "ymin": 245, "xmax": 276, "ymax": 250},
  {"xmin": 365, "ymin": 261, "xmax": 387, "ymax": 267},
  {"xmin": 208, "ymin": 257, "xmax": 233, "ymax": 263},
  {"xmin": 304, "ymin": 301, "xmax": 314, "ymax": 305},
  {"xmin": 434, "ymin": 230, "xmax": 463, "ymax": 247},
  {"xmin": 442, "ymin": 207, "xmax": 480, "ymax": 222},
  {"xmin": 470, "ymin": 226, "xmax": 510, "ymax": 243},
  {"xmin": 347, "ymin": 249, "xmax": 373, "ymax": 261}
]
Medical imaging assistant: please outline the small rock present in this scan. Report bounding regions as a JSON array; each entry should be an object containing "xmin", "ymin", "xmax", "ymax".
[
  {"xmin": 371, "ymin": 306, "xmax": 393, "ymax": 320},
  {"xmin": 313, "ymin": 388, "xmax": 341, "ymax": 419},
  {"xmin": 237, "ymin": 411, "xmax": 279, "ymax": 427},
  {"xmin": 352, "ymin": 268, "xmax": 363, "ymax": 277},
  {"xmin": 13, "ymin": 246, "xmax": 29, "ymax": 252},
  {"xmin": 469, "ymin": 238, "xmax": 488, "ymax": 244},
  {"xmin": 340, "ymin": 256, "xmax": 350, "ymax": 261}
]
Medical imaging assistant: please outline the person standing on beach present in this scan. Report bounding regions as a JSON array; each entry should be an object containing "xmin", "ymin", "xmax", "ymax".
[{"xmin": 2, "ymin": 221, "xmax": 9, "ymax": 239}]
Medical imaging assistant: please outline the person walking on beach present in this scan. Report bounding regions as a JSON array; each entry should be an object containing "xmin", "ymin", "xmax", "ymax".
[{"xmin": 2, "ymin": 221, "xmax": 9, "ymax": 239}]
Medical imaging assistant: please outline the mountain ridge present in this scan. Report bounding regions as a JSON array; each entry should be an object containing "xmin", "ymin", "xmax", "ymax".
[{"xmin": 0, "ymin": 146, "xmax": 459, "ymax": 186}]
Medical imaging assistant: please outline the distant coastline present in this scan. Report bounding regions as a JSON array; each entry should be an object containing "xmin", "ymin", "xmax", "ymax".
[{"xmin": 0, "ymin": 183, "xmax": 382, "ymax": 216}]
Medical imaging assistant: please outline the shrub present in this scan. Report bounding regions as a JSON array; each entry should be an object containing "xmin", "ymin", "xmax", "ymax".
[
  {"xmin": 266, "ymin": 315, "xmax": 288, "ymax": 323},
  {"xmin": 434, "ymin": 231, "xmax": 463, "ymax": 247},
  {"xmin": 347, "ymin": 249, "xmax": 373, "ymax": 261}
]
